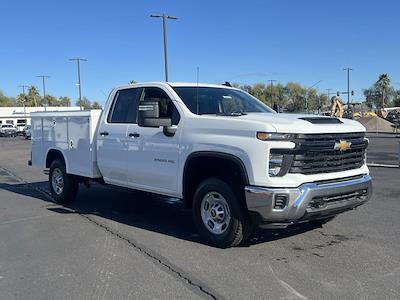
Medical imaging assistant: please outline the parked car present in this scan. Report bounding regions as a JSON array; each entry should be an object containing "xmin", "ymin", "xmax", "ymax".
[
  {"xmin": 0, "ymin": 124, "xmax": 17, "ymax": 137},
  {"xmin": 24, "ymin": 125, "xmax": 32, "ymax": 139},
  {"xmin": 30, "ymin": 82, "xmax": 372, "ymax": 248}
]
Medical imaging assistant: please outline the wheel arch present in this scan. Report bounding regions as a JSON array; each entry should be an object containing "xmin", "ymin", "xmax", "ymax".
[
  {"xmin": 45, "ymin": 148, "xmax": 67, "ymax": 170},
  {"xmin": 182, "ymin": 151, "xmax": 250, "ymax": 208}
]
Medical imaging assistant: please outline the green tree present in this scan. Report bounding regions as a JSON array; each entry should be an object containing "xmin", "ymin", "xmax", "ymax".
[
  {"xmin": 76, "ymin": 96, "xmax": 92, "ymax": 109},
  {"xmin": 27, "ymin": 86, "xmax": 40, "ymax": 107},
  {"xmin": 377, "ymin": 74, "xmax": 391, "ymax": 108},
  {"xmin": 91, "ymin": 101, "xmax": 102, "ymax": 109},
  {"xmin": 0, "ymin": 90, "xmax": 16, "ymax": 106},
  {"xmin": 43, "ymin": 95, "xmax": 58, "ymax": 106},
  {"xmin": 364, "ymin": 74, "xmax": 395, "ymax": 108},
  {"xmin": 58, "ymin": 96, "xmax": 71, "ymax": 106}
]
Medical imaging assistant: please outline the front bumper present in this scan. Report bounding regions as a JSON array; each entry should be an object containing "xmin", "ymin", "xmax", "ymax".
[
  {"xmin": 245, "ymin": 175, "xmax": 372, "ymax": 228},
  {"xmin": 0, "ymin": 131, "xmax": 16, "ymax": 136}
]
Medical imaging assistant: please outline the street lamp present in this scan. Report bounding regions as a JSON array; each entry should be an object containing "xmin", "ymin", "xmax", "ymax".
[
  {"xmin": 36, "ymin": 75, "xmax": 50, "ymax": 111},
  {"xmin": 69, "ymin": 57, "xmax": 88, "ymax": 110},
  {"xmin": 150, "ymin": 13, "xmax": 178, "ymax": 82}
]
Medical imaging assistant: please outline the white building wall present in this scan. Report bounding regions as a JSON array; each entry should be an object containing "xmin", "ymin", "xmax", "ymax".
[{"xmin": 0, "ymin": 106, "xmax": 82, "ymax": 126}]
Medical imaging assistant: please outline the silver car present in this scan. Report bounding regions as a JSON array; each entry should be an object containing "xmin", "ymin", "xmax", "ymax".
[{"xmin": 0, "ymin": 124, "xmax": 17, "ymax": 137}]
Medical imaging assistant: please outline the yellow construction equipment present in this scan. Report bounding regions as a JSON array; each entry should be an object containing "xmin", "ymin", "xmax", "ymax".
[{"xmin": 330, "ymin": 96, "xmax": 345, "ymax": 118}]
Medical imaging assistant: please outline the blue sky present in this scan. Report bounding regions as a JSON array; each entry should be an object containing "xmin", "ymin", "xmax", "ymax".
[{"xmin": 1, "ymin": 0, "xmax": 399, "ymax": 105}]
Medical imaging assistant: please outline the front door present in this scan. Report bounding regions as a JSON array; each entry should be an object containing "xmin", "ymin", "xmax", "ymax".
[{"xmin": 126, "ymin": 87, "xmax": 181, "ymax": 196}]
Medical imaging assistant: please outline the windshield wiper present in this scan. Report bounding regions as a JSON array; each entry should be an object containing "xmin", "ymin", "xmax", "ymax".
[{"xmin": 216, "ymin": 112, "xmax": 247, "ymax": 116}]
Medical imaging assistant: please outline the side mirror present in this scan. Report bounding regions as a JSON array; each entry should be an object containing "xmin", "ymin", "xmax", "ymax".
[{"xmin": 138, "ymin": 101, "xmax": 172, "ymax": 127}]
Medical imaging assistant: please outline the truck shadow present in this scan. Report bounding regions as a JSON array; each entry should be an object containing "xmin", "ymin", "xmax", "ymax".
[{"xmin": 0, "ymin": 181, "xmax": 324, "ymax": 247}]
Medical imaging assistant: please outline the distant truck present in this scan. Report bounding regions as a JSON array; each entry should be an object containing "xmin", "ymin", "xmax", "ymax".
[
  {"xmin": 0, "ymin": 124, "xmax": 17, "ymax": 137},
  {"xmin": 30, "ymin": 82, "xmax": 372, "ymax": 247}
]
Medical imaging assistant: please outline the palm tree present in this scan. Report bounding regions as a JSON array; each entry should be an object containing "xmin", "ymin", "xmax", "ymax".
[
  {"xmin": 27, "ymin": 86, "xmax": 40, "ymax": 107},
  {"xmin": 376, "ymin": 74, "xmax": 391, "ymax": 108}
]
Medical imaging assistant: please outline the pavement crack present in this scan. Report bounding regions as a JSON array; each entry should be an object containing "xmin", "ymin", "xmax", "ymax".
[{"xmin": 0, "ymin": 166, "xmax": 223, "ymax": 300}]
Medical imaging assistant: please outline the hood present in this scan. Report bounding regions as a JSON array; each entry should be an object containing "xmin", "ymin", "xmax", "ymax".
[{"xmin": 237, "ymin": 113, "xmax": 366, "ymax": 134}]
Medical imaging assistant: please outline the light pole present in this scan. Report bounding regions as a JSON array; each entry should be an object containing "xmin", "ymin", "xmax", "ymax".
[
  {"xmin": 306, "ymin": 80, "xmax": 322, "ymax": 113},
  {"xmin": 69, "ymin": 58, "xmax": 87, "ymax": 110},
  {"xmin": 267, "ymin": 79, "xmax": 276, "ymax": 106},
  {"xmin": 150, "ymin": 13, "xmax": 178, "ymax": 82},
  {"xmin": 17, "ymin": 84, "xmax": 29, "ymax": 123},
  {"xmin": 36, "ymin": 75, "xmax": 50, "ymax": 111}
]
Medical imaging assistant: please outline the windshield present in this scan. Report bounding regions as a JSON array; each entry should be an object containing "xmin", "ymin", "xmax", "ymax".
[{"xmin": 173, "ymin": 87, "xmax": 275, "ymax": 115}]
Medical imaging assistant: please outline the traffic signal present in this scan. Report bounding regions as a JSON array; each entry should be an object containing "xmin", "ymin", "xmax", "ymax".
[
  {"xmin": 351, "ymin": 90, "xmax": 354, "ymax": 96},
  {"xmin": 337, "ymin": 91, "xmax": 340, "ymax": 97}
]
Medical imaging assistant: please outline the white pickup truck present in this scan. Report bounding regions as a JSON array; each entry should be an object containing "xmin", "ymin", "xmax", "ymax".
[{"xmin": 30, "ymin": 82, "xmax": 372, "ymax": 247}]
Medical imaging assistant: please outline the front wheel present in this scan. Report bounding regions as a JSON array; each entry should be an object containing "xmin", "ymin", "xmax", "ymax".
[
  {"xmin": 193, "ymin": 177, "xmax": 252, "ymax": 248},
  {"xmin": 49, "ymin": 159, "xmax": 79, "ymax": 204}
]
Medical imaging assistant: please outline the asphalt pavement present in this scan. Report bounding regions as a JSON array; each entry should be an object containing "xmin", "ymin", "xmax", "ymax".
[{"xmin": 0, "ymin": 137, "xmax": 399, "ymax": 299}]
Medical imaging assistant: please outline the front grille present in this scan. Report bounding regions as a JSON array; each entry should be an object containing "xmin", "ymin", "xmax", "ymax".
[
  {"xmin": 308, "ymin": 188, "xmax": 369, "ymax": 209},
  {"xmin": 289, "ymin": 132, "xmax": 367, "ymax": 175}
]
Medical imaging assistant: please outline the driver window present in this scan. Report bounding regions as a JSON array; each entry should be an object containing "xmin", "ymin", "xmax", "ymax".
[{"xmin": 143, "ymin": 87, "xmax": 180, "ymax": 125}]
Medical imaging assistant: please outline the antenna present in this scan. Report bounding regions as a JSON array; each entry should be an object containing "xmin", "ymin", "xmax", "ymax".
[{"xmin": 196, "ymin": 66, "xmax": 199, "ymax": 114}]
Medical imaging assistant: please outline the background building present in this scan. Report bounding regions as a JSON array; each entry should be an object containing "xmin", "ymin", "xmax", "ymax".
[{"xmin": 0, "ymin": 106, "xmax": 81, "ymax": 127}]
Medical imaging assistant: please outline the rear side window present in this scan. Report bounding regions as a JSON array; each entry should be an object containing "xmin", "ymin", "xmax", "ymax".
[{"xmin": 108, "ymin": 88, "xmax": 140, "ymax": 123}]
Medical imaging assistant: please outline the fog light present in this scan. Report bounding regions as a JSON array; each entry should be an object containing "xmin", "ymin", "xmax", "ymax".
[{"xmin": 269, "ymin": 154, "xmax": 283, "ymax": 177}]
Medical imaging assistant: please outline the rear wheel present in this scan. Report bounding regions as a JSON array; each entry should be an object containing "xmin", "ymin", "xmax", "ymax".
[
  {"xmin": 49, "ymin": 159, "xmax": 79, "ymax": 204},
  {"xmin": 193, "ymin": 177, "xmax": 252, "ymax": 248}
]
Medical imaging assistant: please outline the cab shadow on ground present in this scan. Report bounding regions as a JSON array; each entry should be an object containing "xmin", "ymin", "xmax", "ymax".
[{"xmin": 0, "ymin": 180, "xmax": 323, "ymax": 247}]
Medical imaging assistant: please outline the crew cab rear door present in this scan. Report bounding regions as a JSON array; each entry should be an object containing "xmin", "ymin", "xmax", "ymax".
[{"xmin": 97, "ymin": 87, "xmax": 140, "ymax": 184}]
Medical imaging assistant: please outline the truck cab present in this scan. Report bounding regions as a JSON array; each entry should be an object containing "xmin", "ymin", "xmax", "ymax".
[{"xmin": 30, "ymin": 82, "xmax": 372, "ymax": 248}]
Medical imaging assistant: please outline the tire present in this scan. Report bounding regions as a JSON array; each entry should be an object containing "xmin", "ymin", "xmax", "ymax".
[
  {"xmin": 193, "ymin": 177, "xmax": 252, "ymax": 248},
  {"xmin": 49, "ymin": 159, "xmax": 79, "ymax": 204}
]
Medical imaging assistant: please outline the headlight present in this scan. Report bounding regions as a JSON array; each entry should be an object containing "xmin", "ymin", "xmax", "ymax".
[
  {"xmin": 269, "ymin": 153, "xmax": 284, "ymax": 176},
  {"xmin": 257, "ymin": 132, "xmax": 293, "ymax": 141}
]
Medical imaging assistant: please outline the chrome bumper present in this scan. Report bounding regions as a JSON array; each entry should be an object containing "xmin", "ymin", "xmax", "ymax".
[{"xmin": 245, "ymin": 175, "xmax": 372, "ymax": 228}]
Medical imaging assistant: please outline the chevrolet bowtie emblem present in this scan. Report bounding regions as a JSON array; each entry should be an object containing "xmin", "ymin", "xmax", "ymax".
[{"xmin": 334, "ymin": 140, "xmax": 352, "ymax": 151}]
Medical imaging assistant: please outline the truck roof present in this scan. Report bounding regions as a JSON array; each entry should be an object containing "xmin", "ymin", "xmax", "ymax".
[{"xmin": 116, "ymin": 82, "xmax": 237, "ymax": 90}]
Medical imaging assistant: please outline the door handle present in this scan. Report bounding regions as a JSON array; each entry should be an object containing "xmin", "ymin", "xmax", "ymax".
[
  {"xmin": 99, "ymin": 131, "xmax": 109, "ymax": 136},
  {"xmin": 128, "ymin": 132, "xmax": 140, "ymax": 138}
]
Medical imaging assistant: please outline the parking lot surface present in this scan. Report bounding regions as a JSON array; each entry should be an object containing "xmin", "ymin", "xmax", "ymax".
[
  {"xmin": 1, "ymin": 137, "xmax": 399, "ymax": 299},
  {"xmin": 366, "ymin": 133, "xmax": 400, "ymax": 165}
]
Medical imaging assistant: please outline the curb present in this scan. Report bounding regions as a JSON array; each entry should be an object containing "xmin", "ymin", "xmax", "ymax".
[{"xmin": 367, "ymin": 163, "xmax": 399, "ymax": 168}]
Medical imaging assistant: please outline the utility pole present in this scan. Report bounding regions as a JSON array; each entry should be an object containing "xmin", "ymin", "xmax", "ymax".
[
  {"xmin": 17, "ymin": 85, "xmax": 29, "ymax": 123},
  {"xmin": 306, "ymin": 80, "xmax": 322, "ymax": 113},
  {"xmin": 150, "ymin": 13, "xmax": 178, "ymax": 82},
  {"xmin": 344, "ymin": 67, "xmax": 353, "ymax": 106},
  {"xmin": 267, "ymin": 79, "xmax": 276, "ymax": 106},
  {"xmin": 36, "ymin": 75, "xmax": 50, "ymax": 111},
  {"xmin": 69, "ymin": 58, "xmax": 87, "ymax": 110}
]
